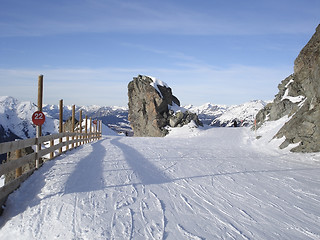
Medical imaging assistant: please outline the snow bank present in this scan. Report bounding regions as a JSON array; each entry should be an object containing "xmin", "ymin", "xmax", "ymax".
[
  {"xmin": 166, "ymin": 120, "xmax": 205, "ymax": 138},
  {"xmin": 252, "ymin": 115, "xmax": 300, "ymax": 154},
  {"xmin": 148, "ymin": 76, "xmax": 169, "ymax": 98}
]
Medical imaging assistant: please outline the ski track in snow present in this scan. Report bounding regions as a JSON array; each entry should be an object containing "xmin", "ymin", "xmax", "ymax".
[{"xmin": 0, "ymin": 128, "xmax": 320, "ymax": 239}]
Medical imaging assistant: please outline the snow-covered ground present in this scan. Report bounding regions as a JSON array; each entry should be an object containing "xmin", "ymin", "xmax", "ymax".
[{"xmin": 0, "ymin": 124, "xmax": 319, "ymax": 239}]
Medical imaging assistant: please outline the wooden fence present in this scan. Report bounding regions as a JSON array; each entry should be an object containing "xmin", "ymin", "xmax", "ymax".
[{"xmin": 0, "ymin": 123, "xmax": 102, "ymax": 209}]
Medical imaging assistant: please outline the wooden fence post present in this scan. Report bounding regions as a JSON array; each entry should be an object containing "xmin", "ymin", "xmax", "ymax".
[
  {"xmin": 89, "ymin": 117, "xmax": 92, "ymax": 142},
  {"xmin": 85, "ymin": 115, "xmax": 88, "ymax": 143},
  {"xmin": 66, "ymin": 135, "xmax": 69, "ymax": 151},
  {"xmin": 15, "ymin": 149, "xmax": 22, "ymax": 178},
  {"xmin": 94, "ymin": 120, "xmax": 97, "ymax": 140},
  {"xmin": 100, "ymin": 120, "xmax": 102, "ymax": 139},
  {"xmin": 36, "ymin": 75, "xmax": 43, "ymax": 169},
  {"xmin": 97, "ymin": 120, "xmax": 100, "ymax": 139},
  {"xmin": 72, "ymin": 105, "xmax": 75, "ymax": 149},
  {"xmin": 59, "ymin": 99, "xmax": 63, "ymax": 153},
  {"xmin": 79, "ymin": 110, "xmax": 82, "ymax": 146},
  {"xmin": 96, "ymin": 120, "xmax": 98, "ymax": 140},
  {"xmin": 50, "ymin": 139, "xmax": 54, "ymax": 159}
]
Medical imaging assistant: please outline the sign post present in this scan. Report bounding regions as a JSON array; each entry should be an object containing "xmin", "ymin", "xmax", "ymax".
[
  {"xmin": 32, "ymin": 111, "xmax": 46, "ymax": 126},
  {"xmin": 32, "ymin": 110, "xmax": 45, "ymax": 169},
  {"xmin": 35, "ymin": 75, "xmax": 44, "ymax": 169}
]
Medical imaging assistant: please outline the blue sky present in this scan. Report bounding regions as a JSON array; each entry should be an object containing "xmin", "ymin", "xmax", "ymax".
[{"xmin": 1, "ymin": 0, "xmax": 320, "ymax": 107}]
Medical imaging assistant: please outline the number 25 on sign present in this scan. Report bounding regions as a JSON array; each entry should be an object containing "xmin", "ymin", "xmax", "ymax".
[{"xmin": 32, "ymin": 111, "xmax": 46, "ymax": 126}]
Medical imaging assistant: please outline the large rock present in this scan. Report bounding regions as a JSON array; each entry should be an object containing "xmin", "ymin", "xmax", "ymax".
[
  {"xmin": 255, "ymin": 24, "xmax": 320, "ymax": 152},
  {"xmin": 128, "ymin": 75, "xmax": 202, "ymax": 137}
]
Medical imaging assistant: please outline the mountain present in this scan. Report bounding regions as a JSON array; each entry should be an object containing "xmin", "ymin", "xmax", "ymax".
[
  {"xmin": 0, "ymin": 96, "xmax": 267, "ymax": 142},
  {"xmin": 184, "ymin": 103, "xmax": 228, "ymax": 125},
  {"xmin": 0, "ymin": 96, "xmax": 59, "ymax": 140},
  {"xmin": 0, "ymin": 96, "xmax": 267, "ymax": 162},
  {"xmin": 184, "ymin": 100, "xmax": 267, "ymax": 127},
  {"xmin": 42, "ymin": 104, "xmax": 130, "ymax": 134},
  {"xmin": 0, "ymin": 96, "xmax": 130, "ymax": 162},
  {"xmin": 210, "ymin": 100, "xmax": 268, "ymax": 127}
]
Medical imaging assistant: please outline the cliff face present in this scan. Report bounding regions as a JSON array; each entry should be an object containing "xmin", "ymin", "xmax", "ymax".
[
  {"xmin": 128, "ymin": 75, "xmax": 202, "ymax": 137},
  {"xmin": 255, "ymin": 25, "xmax": 320, "ymax": 152}
]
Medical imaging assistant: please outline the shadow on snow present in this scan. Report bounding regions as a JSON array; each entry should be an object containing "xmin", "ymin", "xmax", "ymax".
[
  {"xmin": 110, "ymin": 138, "xmax": 172, "ymax": 185},
  {"xmin": 64, "ymin": 141, "xmax": 106, "ymax": 194}
]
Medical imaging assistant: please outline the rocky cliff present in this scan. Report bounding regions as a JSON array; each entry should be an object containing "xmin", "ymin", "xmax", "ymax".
[
  {"xmin": 255, "ymin": 24, "xmax": 320, "ymax": 152},
  {"xmin": 128, "ymin": 75, "xmax": 202, "ymax": 137}
]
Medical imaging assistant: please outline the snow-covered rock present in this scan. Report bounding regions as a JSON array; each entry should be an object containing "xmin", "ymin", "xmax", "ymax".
[
  {"xmin": 256, "ymin": 24, "xmax": 320, "ymax": 152},
  {"xmin": 127, "ymin": 75, "xmax": 201, "ymax": 137}
]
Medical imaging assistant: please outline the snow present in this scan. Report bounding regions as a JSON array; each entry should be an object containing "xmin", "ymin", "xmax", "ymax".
[
  {"xmin": 184, "ymin": 102, "xmax": 228, "ymax": 117},
  {"xmin": 148, "ymin": 76, "xmax": 169, "ymax": 98},
  {"xmin": 1, "ymin": 125, "xmax": 320, "ymax": 239},
  {"xmin": 0, "ymin": 96, "xmax": 59, "ymax": 139},
  {"xmin": 168, "ymin": 102, "xmax": 187, "ymax": 113},
  {"xmin": 211, "ymin": 100, "xmax": 267, "ymax": 126},
  {"xmin": 281, "ymin": 89, "xmax": 305, "ymax": 103},
  {"xmin": 253, "ymin": 115, "xmax": 293, "ymax": 153}
]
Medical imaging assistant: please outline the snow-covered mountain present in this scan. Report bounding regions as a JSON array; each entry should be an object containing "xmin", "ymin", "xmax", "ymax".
[
  {"xmin": 0, "ymin": 97, "xmax": 268, "ymax": 143},
  {"xmin": 0, "ymin": 96, "xmax": 59, "ymax": 141},
  {"xmin": 0, "ymin": 96, "xmax": 130, "ymax": 161},
  {"xmin": 210, "ymin": 100, "xmax": 268, "ymax": 127},
  {"xmin": 184, "ymin": 103, "xmax": 228, "ymax": 125},
  {"xmin": 42, "ymin": 103, "xmax": 130, "ymax": 134},
  {"xmin": 185, "ymin": 100, "xmax": 267, "ymax": 127}
]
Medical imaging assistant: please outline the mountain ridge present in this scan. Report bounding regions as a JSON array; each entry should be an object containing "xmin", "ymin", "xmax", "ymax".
[{"xmin": 1, "ymin": 96, "xmax": 267, "ymax": 139}]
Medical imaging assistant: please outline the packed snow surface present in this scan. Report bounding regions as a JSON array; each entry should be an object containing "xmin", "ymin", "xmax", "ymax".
[{"xmin": 1, "ymin": 126, "xmax": 320, "ymax": 239}]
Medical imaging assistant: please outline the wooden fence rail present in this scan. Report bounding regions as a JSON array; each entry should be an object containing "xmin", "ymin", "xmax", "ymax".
[{"xmin": 0, "ymin": 127, "xmax": 102, "ymax": 208}]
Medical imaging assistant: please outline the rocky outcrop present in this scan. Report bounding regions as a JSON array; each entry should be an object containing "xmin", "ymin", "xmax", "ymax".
[
  {"xmin": 255, "ymin": 24, "xmax": 320, "ymax": 152},
  {"xmin": 128, "ymin": 75, "xmax": 202, "ymax": 137}
]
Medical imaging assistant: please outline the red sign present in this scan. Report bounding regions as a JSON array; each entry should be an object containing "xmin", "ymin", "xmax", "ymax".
[
  {"xmin": 93, "ymin": 120, "xmax": 97, "ymax": 125},
  {"xmin": 32, "ymin": 111, "xmax": 46, "ymax": 126}
]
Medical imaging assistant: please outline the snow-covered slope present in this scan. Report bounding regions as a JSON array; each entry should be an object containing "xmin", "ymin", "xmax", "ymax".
[
  {"xmin": 0, "ymin": 96, "xmax": 59, "ymax": 140},
  {"xmin": 210, "ymin": 100, "xmax": 267, "ymax": 127},
  {"xmin": 184, "ymin": 100, "xmax": 267, "ymax": 126},
  {"xmin": 184, "ymin": 102, "xmax": 228, "ymax": 125},
  {"xmin": 0, "ymin": 124, "xmax": 319, "ymax": 239}
]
